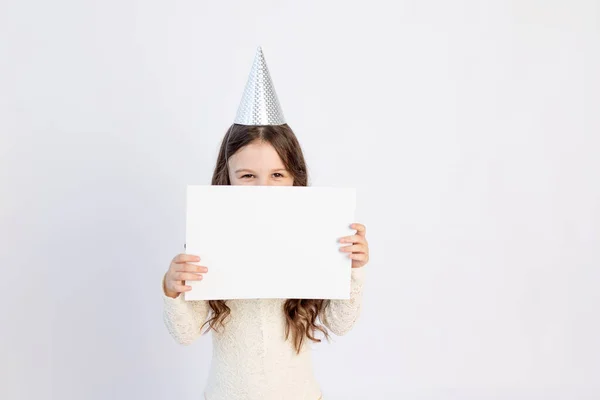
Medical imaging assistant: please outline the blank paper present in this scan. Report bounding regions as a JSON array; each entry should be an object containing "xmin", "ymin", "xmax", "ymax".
[{"xmin": 184, "ymin": 185, "xmax": 356, "ymax": 300}]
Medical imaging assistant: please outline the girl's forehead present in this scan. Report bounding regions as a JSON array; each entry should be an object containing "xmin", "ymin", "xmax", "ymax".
[{"xmin": 229, "ymin": 142, "xmax": 285, "ymax": 167}]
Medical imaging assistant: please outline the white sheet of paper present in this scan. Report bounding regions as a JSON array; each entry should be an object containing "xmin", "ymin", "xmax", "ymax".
[{"xmin": 184, "ymin": 185, "xmax": 356, "ymax": 300}]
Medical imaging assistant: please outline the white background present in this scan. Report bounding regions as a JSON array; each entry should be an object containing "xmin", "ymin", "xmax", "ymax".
[{"xmin": 1, "ymin": 1, "xmax": 599, "ymax": 399}]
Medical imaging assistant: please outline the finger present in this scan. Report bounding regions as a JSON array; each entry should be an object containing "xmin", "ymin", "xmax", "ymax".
[
  {"xmin": 351, "ymin": 223, "xmax": 367, "ymax": 237},
  {"xmin": 349, "ymin": 253, "xmax": 367, "ymax": 261},
  {"xmin": 339, "ymin": 244, "xmax": 367, "ymax": 253},
  {"xmin": 173, "ymin": 254, "xmax": 201, "ymax": 264},
  {"xmin": 339, "ymin": 235, "xmax": 367, "ymax": 244},
  {"xmin": 176, "ymin": 263, "xmax": 208, "ymax": 273},
  {"xmin": 173, "ymin": 271, "xmax": 204, "ymax": 281},
  {"xmin": 170, "ymin": 283, "xmax": 192, "ymax": 293}
]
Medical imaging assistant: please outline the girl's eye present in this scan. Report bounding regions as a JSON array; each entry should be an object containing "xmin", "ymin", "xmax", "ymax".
[
  {"xmin": 273, "ymin": 173, "xmax": 283, "ymax": 178},
  {"xmin": 241, "ymin": 174, "xmax": 254, "ymax": 179}
]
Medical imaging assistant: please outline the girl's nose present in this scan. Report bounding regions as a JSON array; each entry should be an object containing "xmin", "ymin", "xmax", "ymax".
[{"xmin": 258, "ymin": 177, "xmax": 270, "ymax": 186}]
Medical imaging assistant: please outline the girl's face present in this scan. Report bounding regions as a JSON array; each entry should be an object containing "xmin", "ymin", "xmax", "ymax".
[{"xmin": 228, "ymin": 140, "xmax": 294, "ymax": 186}]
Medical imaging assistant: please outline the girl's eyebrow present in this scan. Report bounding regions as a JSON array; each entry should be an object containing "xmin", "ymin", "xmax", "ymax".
[{"xmin": 271, "ymin": 168, "xmax": 287, "ymax": 172}]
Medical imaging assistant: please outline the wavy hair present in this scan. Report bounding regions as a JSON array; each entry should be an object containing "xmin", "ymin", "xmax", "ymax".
[{"xmin": 201, "ymin": 123, "xmax": 330, "ymax": 353}]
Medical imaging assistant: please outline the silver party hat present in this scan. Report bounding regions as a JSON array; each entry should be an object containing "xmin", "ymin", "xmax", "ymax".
[{"xmin": 234, "ymin": 46, "xmax": 286, "ymax": 125}]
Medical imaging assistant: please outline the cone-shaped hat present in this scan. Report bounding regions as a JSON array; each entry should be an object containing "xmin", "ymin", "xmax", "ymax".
[{"xmin": 234, "ymin": 47, "xmax": 286, "ymax": 126}]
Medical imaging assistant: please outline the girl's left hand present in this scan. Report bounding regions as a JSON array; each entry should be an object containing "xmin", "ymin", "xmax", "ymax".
[{"xmin": 339, "ymin": 223, "xmax": 369, "ymax": 268}]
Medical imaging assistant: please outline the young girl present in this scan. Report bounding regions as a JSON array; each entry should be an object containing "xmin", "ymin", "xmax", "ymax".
[{"xmin": 161, "ymin": 48, "xmax": 370, "ymax": 400}]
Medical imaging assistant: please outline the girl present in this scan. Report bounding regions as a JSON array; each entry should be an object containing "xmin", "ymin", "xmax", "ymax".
[{"xmin": 161, "ymin": 48, "xmax": 370, "ymax": 400}]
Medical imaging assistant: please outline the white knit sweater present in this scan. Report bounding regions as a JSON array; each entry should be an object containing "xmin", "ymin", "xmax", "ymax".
[{"xmin": 162, "ymin": 267, "xmax": 366, "ymax": 400}]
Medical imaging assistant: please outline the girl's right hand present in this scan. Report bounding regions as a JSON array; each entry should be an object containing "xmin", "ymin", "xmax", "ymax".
[{"xmin": 163, "ymin": 254, "xmax": 208, "ymax": 299}]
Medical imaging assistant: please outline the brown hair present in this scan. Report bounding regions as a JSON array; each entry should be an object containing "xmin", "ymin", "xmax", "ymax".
[{"xmin": 201, "ymin": 123, "xmax": 330, "ymax": 353}]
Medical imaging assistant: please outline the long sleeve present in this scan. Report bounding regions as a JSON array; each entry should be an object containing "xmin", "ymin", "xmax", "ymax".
[
  {"xmin": 321, "ymin": 267, "xmax": 366, "ymax": 336},
  {"xmin": 162, "ymin": 276, "xmax": 210, "ymax": 345}
]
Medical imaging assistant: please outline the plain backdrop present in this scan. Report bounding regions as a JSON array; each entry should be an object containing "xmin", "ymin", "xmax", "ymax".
[{"xmin": 1, "ymin": 1, "xmax": 599, "ymax": 399}]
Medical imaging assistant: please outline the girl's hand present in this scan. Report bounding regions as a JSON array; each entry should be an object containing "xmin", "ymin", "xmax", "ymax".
[
  {"xmin": 339, "ymin": 223, "xmax": 369, "ymax": 268},
  {"xmin": 163, "ymin": 254, "xmax": 208, "ymax": 298}
]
